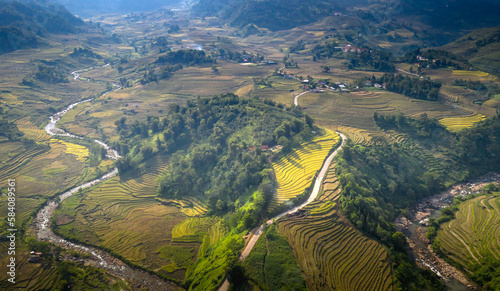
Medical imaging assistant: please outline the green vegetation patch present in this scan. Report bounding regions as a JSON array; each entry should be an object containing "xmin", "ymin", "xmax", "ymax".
[
  {"xmin": 158, "ymin": 245, "xmax": 195, "ymax": 271},
  {"xmin": 245, "ymin": 224, "xmax": 307, "ymax": 291}
]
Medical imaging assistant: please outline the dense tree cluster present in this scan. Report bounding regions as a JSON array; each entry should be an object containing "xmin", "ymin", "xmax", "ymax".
[
  {"xmin": 113, "ymin": 94, "xmax": 315, "ymax": 213},
  {"xmin": 288, "ymin": 40, "xmax": 305, "ymax": 53},
  {"xmin": 374, "ymin": 112, "xmax": 444, "ymax": 137},
  {"xmin": 346, "ymin": 49, "xmax": 395, "ymax": 72},
  {"xmin": 336, "ymin": 142, "xmax": 443, "ymax": 243},
  {"xmin": 0, "ymin": 116, "xmax": 23, "ymax": 141},
  {"xmin": 453, "ymin": 79, "xmax": 487, "ymax": 91},
  {"xmin": 33, "ymin": 65, "xmax": 69, "ymax": 84},
  {"xmin": 156, "ymin": 49, "xmax": 213, "ymax": 65},
  {"xmin": 374, "ymin": 73, "xmax": 441, "ymax": 100},
  {"xmin": 312, "ymin": 40, "xmax": 339, "ymax": 60},
  {"xmin": 69, "ymin": 47, "xmax": 102, "ymax": 59},
  {"xmin": 454, "ymin": 114, "xmax": 500, "ymax": 175}
]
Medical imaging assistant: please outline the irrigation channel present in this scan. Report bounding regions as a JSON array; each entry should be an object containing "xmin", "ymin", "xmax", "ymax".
[
  {"xmin": 33, "ymin": 65, "xmax": 181, "ymax": 290},
  {"xmin": 219, "ymin": 91, "xmax": 347, "ymax": 291},
  {"xmin": 396, "ymin": 172, "xmax": 500, "ymax": 291}
]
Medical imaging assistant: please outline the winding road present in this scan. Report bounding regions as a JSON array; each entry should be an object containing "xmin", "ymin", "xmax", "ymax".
[
  {"xmin": 34, "ymin": 65, "xmax": 181, "ymax": 290},
  {"xmin": 219, "ymin": 90, "xmax": 346, "ymax": 291}
]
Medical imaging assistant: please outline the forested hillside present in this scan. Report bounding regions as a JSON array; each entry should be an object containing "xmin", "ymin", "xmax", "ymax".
[
  {"xmin": 114, "ymin": 94, "xmax": 317, "ymax": 213},
  {"xmin": 0, "ymin": 0, "xmax": 83, "ymax": 54},
  {"xmin": 335, "ymin": 113, "xmax": 500, "ymax": 289},
  {"xmin": 440, "ymin": 26, "xmax": 500, "ymax": 76}
]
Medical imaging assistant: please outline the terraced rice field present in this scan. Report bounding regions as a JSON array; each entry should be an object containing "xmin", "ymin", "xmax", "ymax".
[
  {"xmin": 319, "ymin": 162, "xmax": 341, "ymax": 201},
  {"xmin": 55, "ymin": 154, "xmax": 209, "ymax": 281},
  {"xmin": 172, "ymin": 217, "xmax": 222, "ymax": 243},
  {"xmin": 50, "ymin": 139, "xmax": 89, "ymax": 162},
  {"xmin": 0, "ymin": 140, "xmax": 85, "ymax": 226},
  {"xmin": 269, "ymin": 130, "xmax": 339, "ymax": 210},
  {"xmin": 452, "ymin": 70, "xmax": 489, "ymax": 77},
  {"xmin": 16, "ymin": 117, "xmax": 51, "ymax": 142},
  {"xmin": 276, "ymin": 163, "xmax": 394, "ymax": 291},
  {"xmin": 439, "ymin": 114, "xmax": 486, "ymax": 132},
  {"xmin": 0, "ymin": 247, "xmax": 61, "ymax": 290},
  {"xmin": 435, "ymin": 193, "xmax": 500, "ymax": 270},
  {"xmin": 330, "ymin": 125, "xmax": 373, "ymax": 146}
]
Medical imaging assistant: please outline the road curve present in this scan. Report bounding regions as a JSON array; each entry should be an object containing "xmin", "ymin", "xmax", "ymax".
[
  {"xmin": 294, "ymin": 91, "xmax": 309, "ymax": 106},
  {"xmin": 220, "ymin": 130, "xmax": 346, "ymax": 290},
  {"xmin": 239, "ymin": 132, "xmax": 346, "ymax": 261},
  {"xmin": 396, "ymin": 68, "xmax": 420, "ymax": 77}
]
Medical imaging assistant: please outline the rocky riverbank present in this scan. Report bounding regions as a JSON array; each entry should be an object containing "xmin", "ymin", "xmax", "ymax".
[{"xmin": 396, "ymin": 172, "xmax": 500, "ymax": 290}]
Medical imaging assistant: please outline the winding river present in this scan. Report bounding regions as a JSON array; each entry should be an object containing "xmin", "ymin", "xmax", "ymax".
[{"xmin": 34, "ymin": 65, "xmax": 180, "ymax": 290}]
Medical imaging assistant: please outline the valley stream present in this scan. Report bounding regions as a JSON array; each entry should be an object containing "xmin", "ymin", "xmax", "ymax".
[
  {"xmin": 396, "ymin": 172, "xmax": 500, "ymax": 291},
  {"xmin": 32, "ymin": 65, "xmax": 180, "ymax": 290}
]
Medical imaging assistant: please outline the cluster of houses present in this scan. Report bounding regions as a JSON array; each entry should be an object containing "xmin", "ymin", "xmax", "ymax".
[
  {"xmin": 342, "ymin": 45, "xmax": 368, "ymax": 53},
  {"xmin": 364, "ymin": 80, "xmax": 386, "ymax": 89},
  {"xmin": 29, "ymin": 251, "xmax": 42, "ymax": 263}
]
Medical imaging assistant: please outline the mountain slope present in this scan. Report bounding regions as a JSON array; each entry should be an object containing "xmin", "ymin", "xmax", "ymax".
[
  {"xmin": 0, "ymin": 0, "xmax": 84, "ymax": 54},
  {"xmin": 192, "ymin": 0, "xmax": 345, "ymax": 31},
  {"xmin": 54, "ymin": 0, "xmax": 184, "ymax": 18},
  {"xmin": 440, "ymin": 26, "xmax": 500, "ymax": 76}
]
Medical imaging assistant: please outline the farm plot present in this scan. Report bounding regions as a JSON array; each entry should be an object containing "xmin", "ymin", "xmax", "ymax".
[
  {"xmin": 299, "ymin": 89, "xmax": 470, "ymax": 146},
  {"xmin": 277, "ymin": 202, "xmax": 393, "ymax": 291},
  {"xmin": 439, "ymin": 114, "xmax": 486, "ymax": 132},
  {"xmin": 50, "ymin": 139, "xmax": 89, "ymax": 162},
  {"xmin": 276, "ymin": 162, "xmax": 393, "ymax": 291},
  {"xmin": 452, "ymin": 70, "xmax": 489, "ymax": 77},
  {"xmin": 435, "ymin": 193, "xmax": 500, "ymax": 270},
  {"xmin": 54, "ymin": 154, "xmax": 209, "ymax": 281},
  {"xmin": 0, "ymin": 140, "xmax": 86, "ymax": 226},
  {"xmin": 269, "ymin": 130, "xmax": 339, "ymax": 210},
  {"xmin": 16, "ymin": 117, "xmax": 51, "ymax": 142}
]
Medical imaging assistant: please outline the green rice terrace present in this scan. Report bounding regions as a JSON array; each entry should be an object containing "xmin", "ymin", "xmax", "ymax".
[{"xmin": 435, "ymin": 191, "xmax": 500, "ymax": 287}]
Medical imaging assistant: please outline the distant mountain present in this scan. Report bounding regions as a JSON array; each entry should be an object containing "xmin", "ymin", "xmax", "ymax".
[
  {"xmin": 192, "ymin": 0, "xmax": 346, "ymax": 31},
  {"xmin": 193, "ymin": 0, "xmax": 500, "ymax": 35},
  {"xmin": 440, "ymin": 26, "xmax": 500, "ymax": 76},
  {"xmin": 0, "ymin": 0, "xmax": 84, "ymax": 54},
  {"xmin": 398, "ymin": 0, "xmax": 500, "ymax": 31},
  {"xmin": 53, "ymin": 0, "xmax": 185, "ymax": 18}
]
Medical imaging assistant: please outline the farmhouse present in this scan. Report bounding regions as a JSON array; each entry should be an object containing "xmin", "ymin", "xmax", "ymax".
[{"xmin": 343, "ymin": 45, "xmax": 367, "ymax": 53}]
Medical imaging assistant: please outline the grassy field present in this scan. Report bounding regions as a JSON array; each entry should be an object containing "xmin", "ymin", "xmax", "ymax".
[
  {"xmin": 439, "ymin": 114, "xmax": 486, "ymax": 132},
  {"xmin": 54, "ymin": 153, "xmax": 211, "ymax": 281},
  {"xmin": 435, "ymin": 192, "xmax": 500, "ymax": 271},
  {"xmin": 451, "ymin": 70, "xmax": 489, "ymax": 77},
  {"xmin": 276, "ymin": 162, "xmax": 394, "ymax": 291},
  {"xmin": 269, "ymin": 130, "xmax": 339, "ymax": 210}
]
